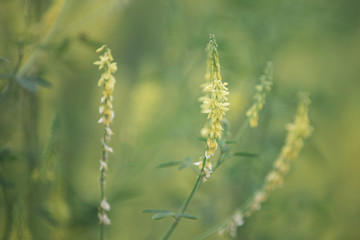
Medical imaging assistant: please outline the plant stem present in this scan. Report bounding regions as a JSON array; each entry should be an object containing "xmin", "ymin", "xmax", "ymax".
[
  {"xmin": 193, "ymin": 187, "xmax": 261, "ymax": 240},
  {"xmin": 99, "ymin": 132, "xmax": 107, "ymax": 240},
  {"xmin": 233, "ymin": 119, "xmax": 249, "ymax": 143},
  {"xmin": 161, "ymin": 157, "xmax": 207, "ymax": 240}
]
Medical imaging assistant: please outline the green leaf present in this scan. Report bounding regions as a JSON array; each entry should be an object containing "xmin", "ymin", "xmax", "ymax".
[
  {"xmin": 143, "ymin": 209, "xmax": 172, "ymax": 214},
  {"xmin": 233, "ymin": 152, "xmax": 259, "ymax": 158},
  {"xmin": 143, "ymin": 209, "xmax": 175, "ymax": 220},
  {"xmin": 225, "ymin": 140, "xmax": 238, "ymax": 144},
  {"xmin": 178, "ymin": 157, "xmax": 192, "ymax": 170},
  {"xmin": 17, "ymin": 77, "xmax": 37, "ymax": 92},
  {"xmin": 30, "ymin": 76, "xmax": 52, "ymax": 88},
  {"xmin": 152, "ymin": 212, "xmax": 174, "ymax": 220},
  {"xmin": 176, "ymin": 213, "xmax": 198, "ymax": 220},
  {"xmin": 17, "ymin": 76, "xmax": 52, "ymax": 92},
  {"xmin": 156, "ymin": 161, "xmax": 183, "ymax": 168}
]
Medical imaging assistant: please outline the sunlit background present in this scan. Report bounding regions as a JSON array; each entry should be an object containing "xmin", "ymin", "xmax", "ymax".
[{"xmin": 0, "ymin": 0, "xmax": 359, "ymax": 239}]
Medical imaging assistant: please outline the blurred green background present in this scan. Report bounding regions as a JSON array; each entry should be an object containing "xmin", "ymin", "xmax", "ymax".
[{"xmin": 0, "ymin": 0, "xmax": 359, "ymax": 239}]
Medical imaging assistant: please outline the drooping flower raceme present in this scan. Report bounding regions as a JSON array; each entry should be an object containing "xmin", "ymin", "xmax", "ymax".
[
  {"xmin": 246, "ymin": 62, "xmax": 273, "ymax": 128},
  {"xmin": 218, "ymin": 92, "xmax": 313, "ymax": 238},
  {"xmin": 199, "ymin": 34, "xmax": 230, "ymax": 160},
  {"xmin": 94, "ymin": 45, "xmax": 117, "ymax": 226}
]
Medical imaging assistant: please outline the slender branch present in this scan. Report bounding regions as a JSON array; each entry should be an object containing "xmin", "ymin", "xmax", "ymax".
[
  {"xmin": 99, "ymin": 132, "xmax": 107, "ymax": 240},
  {"xmin": 161, "ymin": 157, "xmax": 207, "ymax": 240},
  {"xmin": 193, "ymin": 197, "xmax": 254, "ymax": 240},
  {"xmin": 233, "ymin": 119, "xmax": 249, "ymax": 143},
  {"xmin": 213, "ymin": 119, "xmax": 249, "ymax": 171}
]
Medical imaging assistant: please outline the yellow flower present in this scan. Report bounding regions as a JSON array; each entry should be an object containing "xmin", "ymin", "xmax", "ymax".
[
  {"xmin": 264, "ymin": 92, "xmax": 313, "ymax": 191},
  {"xmin": 220, "ymin": 92, "xmax": 313, "ymax": 235},
  {"xmin": 95, "ymin": 45, "xmax": 117, "ymax": 227},
  {"xmin": 200, "ymin": 34, "xmax": 229, "ymax": 160},
  {"xmin": 194, "ymin": 160, "xmax": 213, "ymax": 181},
  {"xmin": 246, "ymin": 62, "xmax": 273, "ymax": 127}
]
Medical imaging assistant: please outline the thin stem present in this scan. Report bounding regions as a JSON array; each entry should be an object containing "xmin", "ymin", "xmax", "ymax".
[
  {"xmin": 161, "ymin": 157, "xmax": 207, "ymax": 240},
  {"xmin": 193, "ymin": 188, "xmax": 260, "ymax": 240},
  {"xmin": 99, "ymin": 131, "xmax": 108, "ymax": 240},
  {"xmin": 213, "ymin": 119, "xmax": 249, "ymax": 171},
  {"xmin": 193, "ymin": 220, "xmax": 228, "ymax": 240},
  {"xmin": 233, "ymin": 119, "xmax": 249, "ymax": 143},
  {"xmin": 193, "ymin": 120, "xmax": 251, "ymax": 239},
  {"xmin": 163, "ymin": 119, "xmax": 250, "ymax": 239}
]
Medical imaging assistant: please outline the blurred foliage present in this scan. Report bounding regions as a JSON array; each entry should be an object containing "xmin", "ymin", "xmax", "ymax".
[{"xmin": 0, "ymin": 0, "xmax": 360, "ymax": 239}]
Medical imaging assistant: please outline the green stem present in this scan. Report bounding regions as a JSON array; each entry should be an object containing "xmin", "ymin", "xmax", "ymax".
[
  {"xmin": 193, "ymin": 220, "xmax": 229, "ymax": 240},
  {"xmin": 213, "ymin": 119, "xmax": 249, "ymax": 171},
  {"xmin": 161, "ymin": 157, "xmax": 207, "ymax": 240},
  {"xmin": 193, "ymin": 120, "xmax": 251, "ymax": 239},
  {"xmin": 193, "ymin": 188, "xmax": 261, "ymax": 240},
  {"xmin": 99, "ymin": 130, "xmax": 108, "ymax": 240},
  {"xmin": 233, "ymin": 119, "xmax": 249, "ymax": 143}
]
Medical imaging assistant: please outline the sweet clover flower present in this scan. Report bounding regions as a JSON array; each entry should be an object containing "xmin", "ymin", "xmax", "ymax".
[
  {"xmin": 94, "ymin": 45, "xmax": 117, "ymax": 227},
  {"xmin": 199, "ymin": 34, "xmax": 230, "ymax": 160},
  {"xmin": 246, "ymin": 62, "xmax": 273, "ymax": 127}
]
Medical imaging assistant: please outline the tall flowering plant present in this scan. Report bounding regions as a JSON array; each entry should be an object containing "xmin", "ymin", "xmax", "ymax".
[{"xmin": 94, "ymin": 45, "xmax": 117, "ymax": 240}]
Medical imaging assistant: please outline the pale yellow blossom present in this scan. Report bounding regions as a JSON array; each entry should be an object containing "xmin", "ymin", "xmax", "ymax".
[
  {"xmin": 246, "ymin": 62, "xmax": 273, "ymax": 127},
  {"xmin": 95, "ymin": 45, "xmax": 117, "ymax": 227},
  {"xmin": 200, "ymin": 34, "xmax": 229, "ymax": 161}
]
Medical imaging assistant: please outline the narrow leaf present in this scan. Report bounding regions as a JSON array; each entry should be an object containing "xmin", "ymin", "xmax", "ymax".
[
  {"xmin": 152, "ymin": 212, "xmax": 174, "ymax": 220},
  {"xmin": 17, "ymin": 77, "xmax": 37, "ymax": 92},
  {"xmin": 233, "ymin": 152, "xmax": 259, "ymax": 158},
  {"xmin": 17, "ymin": 76, "xmax": 52, "ymax": 92},
  {"xmin": 156, "ymin": 161, "xmax": 183, "ymax": 168},
  {"xmin": 176, "ymin": 213, "xmax": 198, "ymax": 220},
  {"xmin": 178, "ymin": 157, "xmax": 192, "ymax": 170},
  {"xmin": 143, "ymin": 209, "xmax": 172, "ymax": 214}
]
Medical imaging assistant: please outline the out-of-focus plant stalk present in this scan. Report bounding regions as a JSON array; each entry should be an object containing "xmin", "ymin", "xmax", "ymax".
[{"xmin": 15, "ymin": 0, "xmax": 69, "ymax": 79}]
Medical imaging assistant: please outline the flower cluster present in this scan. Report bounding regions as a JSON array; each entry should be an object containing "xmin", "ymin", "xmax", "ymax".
[
  {"xmin": 247, "ymin": 92, "xmax": 313, "ymax": 217},
  {"xmin": 264, "ymin": 92, "xmax": 313, "ymax": 192},
  {"xmin": 218, "ymin": 212, "xmax": 244, "ymax": 238},
  {"xmin": 246, "ymin": 62, "xmax": 273, "ymax": 128},
  {"xmin": 94, "ymin": 45, "xmax": 117, "ymax": 226},
  {"xmin": 199, "ymin": 34, "xmax": 230, "ymax": 160},
  {"xmin": 218, "ymin": 92, "xmax": 313, "ymax": 237}
]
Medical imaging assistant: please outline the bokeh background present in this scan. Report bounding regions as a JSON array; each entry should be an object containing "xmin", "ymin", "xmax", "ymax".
[{"xmin": 0, "ymin": 0, "xmax": 359, "ymax": 239}]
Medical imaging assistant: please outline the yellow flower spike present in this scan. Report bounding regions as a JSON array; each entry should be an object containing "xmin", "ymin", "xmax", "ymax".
[
  {"xmin": 200, "ymin": 34, "xmax": 229, "ymax": 165},
  {"xmin": 94, "ymin": 45, "xmax": 117, "ymax": 231},
  {"xmin": 217, "ymin": 92, "xmax": 313, "ymax": 237},
  {"xmin": 246, "ymin": 62, "xmax": 273, "ymax": 128}
]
